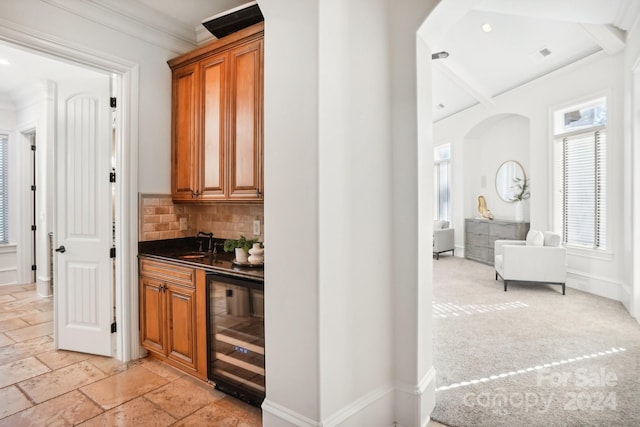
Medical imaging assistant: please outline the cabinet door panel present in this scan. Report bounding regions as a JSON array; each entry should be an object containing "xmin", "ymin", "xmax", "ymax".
[
  {"xmin": 140, "ymin": 277, "xmax": 165, "ymax": 354},
  {"xmin": 166, "ymin": 284, "xmax": 197, "ymax": 369},
  {"xmin": 172, "ymin": 64, "xmax": 199, "ymax": 201},
  {"xmin": 228, "ymin": 39, "xmax": 263, "ymax": 200},
  {"xmin": 200, "ymin": 54, "xmax": 228, "ymax": 200}
]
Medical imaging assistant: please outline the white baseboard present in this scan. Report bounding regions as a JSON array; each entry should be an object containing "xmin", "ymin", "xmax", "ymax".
[
  {"xmin": 566, "ymin": 269, "xmax": 631, "ymax": 309},
  {"xmin": 262, "ymin": 399, "xmax": 320, "ymax": 427},
  {"xmin": 262, "ymin": 384, "xmax": 401, "ymax": 427},
  {"xmin": 394, "ymin": 367, "xmax": 436, "ymax": 427}
]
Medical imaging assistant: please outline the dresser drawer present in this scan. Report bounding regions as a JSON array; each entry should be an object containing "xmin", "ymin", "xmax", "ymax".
[
  {"xmin": 465, "ymin": 245, "xmax": 493, "ymax": 264},
  {"xmin": 466, "ymin": 232, "xmax": 489, "ymax": 248},
  {"xmin": 464, "ymin": 219, "xmax": 529, "ymax": 264},
  {"xmin": 489, "ymin": 223, "xmax": 519, "ymax": 239},
  {"xmin": 466, "ymin": 220, "xmax": 489, "ymax": 234}
]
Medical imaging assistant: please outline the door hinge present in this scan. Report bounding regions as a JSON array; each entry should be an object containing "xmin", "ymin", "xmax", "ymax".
[
  {"xmin": 31, "ymin": 264, "xmax": 37, "ymax": 271},
  {"xmin": 111, "ymin": 322, "xmax": 117, "ymax": 333},
  {"xmin": 110, "ymin": 247, "xmax": 116, "ymax": 258},
  {"xmin": 31, "ymin": 225, "xmax": 37, "ymax": 231},
  {"xmin": 31, "ymin": 144, "xmax": 36, "ymax": 151},
  {"xmin": 31, "ymin": 185, "xmax": 36, "ymax": 191},
  {"xmin": 109, "ymin": 171, "xmax": 116, "ymax": 183},
  {"xmin": 110, "ymin": 97, "xmax": 117, "ymax": 108}
]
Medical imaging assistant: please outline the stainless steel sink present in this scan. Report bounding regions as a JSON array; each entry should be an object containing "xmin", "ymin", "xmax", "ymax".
[{"xmin": 178, "ymin": 252, "xmax": 209, "ymax": 259}]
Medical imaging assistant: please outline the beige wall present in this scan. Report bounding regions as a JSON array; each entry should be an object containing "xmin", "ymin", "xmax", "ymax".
[{"xmin": 139, "ymin": 194, "xmax": 263, "ymax": 242}]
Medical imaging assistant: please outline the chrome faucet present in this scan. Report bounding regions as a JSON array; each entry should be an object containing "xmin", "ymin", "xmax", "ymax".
[{"xmin": 196, "ymin": 231, "xmax": 214, "ymax": 252}]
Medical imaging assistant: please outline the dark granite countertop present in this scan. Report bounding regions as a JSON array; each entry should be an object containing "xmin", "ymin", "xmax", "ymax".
[{"xmin": 138, "ymin": 237, "xmax": 264, "ymax": 282}]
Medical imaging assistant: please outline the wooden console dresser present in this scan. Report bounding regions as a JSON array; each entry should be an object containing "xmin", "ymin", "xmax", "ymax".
[{"xmin": 464, "ymin": 218, "xmax": 530, "ymax": 265}]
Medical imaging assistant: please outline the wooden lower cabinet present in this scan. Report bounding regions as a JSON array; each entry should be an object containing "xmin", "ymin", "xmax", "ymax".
[
  {"xmin": 139, "ymin": 258, "xmax": 207, "ymax": 379},
  {"xmin": 140, "ymin": 277, "xmax": 166, "ymax": 353}
]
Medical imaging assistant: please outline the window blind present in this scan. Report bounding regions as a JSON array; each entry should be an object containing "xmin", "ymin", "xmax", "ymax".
[
  {"xmin": 562, "ymin": 129, "xmax": 606, "ymax": 248},
  {"xmin": 0, "ymin": 135, "xmax": 7, "ymax": 244}
]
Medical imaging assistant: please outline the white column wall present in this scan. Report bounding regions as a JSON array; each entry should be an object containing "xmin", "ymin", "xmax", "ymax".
[
  {"xmin": 624, "ymin": 19, "xmax": 640, "ymax": 319},
  {"xmin": 260, "ymin": 0, "xmax": 321, "ymax": 423},
  {"xmin": 262, "ymin": 0, "xmax": 438, "ymax": 425}
]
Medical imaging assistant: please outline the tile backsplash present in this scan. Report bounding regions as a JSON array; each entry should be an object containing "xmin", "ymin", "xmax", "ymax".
[{"xmin": 139, "ymin": 194, "xmax": 264, "ymax": 242}]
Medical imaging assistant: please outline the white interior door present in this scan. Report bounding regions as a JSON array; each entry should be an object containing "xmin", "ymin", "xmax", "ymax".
[{"xmin": 55, "ymin": 76, "xmax": 113, "ymax": 356}]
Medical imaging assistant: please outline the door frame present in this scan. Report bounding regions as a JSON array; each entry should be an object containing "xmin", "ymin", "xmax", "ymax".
[{"xmin": 0, "ymin": 26, "xmax": 141, "ymax": 361}]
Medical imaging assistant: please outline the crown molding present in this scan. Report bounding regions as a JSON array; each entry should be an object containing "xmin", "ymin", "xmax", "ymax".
[
  {"xmin": 42, "ymin": 0, "xmax": 197, "ymax": 54},
  {"xmin": 196, "ymin": 26, "xmax": 217, "ymax": 45}
]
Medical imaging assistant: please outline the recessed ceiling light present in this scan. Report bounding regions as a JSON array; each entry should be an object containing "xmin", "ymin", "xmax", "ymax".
[
  {"xmin": 0, "ymin": 58, "xmax": 10, "ymax": 65},
  {"xmin": 482, "ymin": 23, "xmax": 492, "ymax": 33}
]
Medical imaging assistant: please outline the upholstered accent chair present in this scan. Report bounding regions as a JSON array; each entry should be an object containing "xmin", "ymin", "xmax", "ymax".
[
  {"xmin": 433, "ymin": 220, "xmax": 455, "ymax": 260},
  {"xmin": 494, "ymin": 230, "xmax": 567, "ymax": 294}
]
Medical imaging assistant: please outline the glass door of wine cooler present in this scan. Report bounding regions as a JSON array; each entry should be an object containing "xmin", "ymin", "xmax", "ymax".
[{"xmin": 207, "ymin": 274, "xmax": 264, "ymax": 406}]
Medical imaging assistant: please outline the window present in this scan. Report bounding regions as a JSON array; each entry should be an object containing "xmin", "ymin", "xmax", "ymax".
[
  {"xmin": 0, "ymin": 134, "xmax": 7, "ymax": 244},
  {"xmin": 553, "ymin": 97, "xmax": 607, "ymax": 249},
  {"xmin": 434, "ymin": 144, "xmax": 451, "ymax": 221}
]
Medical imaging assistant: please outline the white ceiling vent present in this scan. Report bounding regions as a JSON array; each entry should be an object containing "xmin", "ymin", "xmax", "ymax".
[{"xmin": 529, "ymin": 47, "xmax": 552, "ymax": 62}]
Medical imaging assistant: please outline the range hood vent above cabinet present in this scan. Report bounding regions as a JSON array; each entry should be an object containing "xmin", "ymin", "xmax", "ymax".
[{"xmin": 202, "ymin": 1, "xmax": 264, "ymax": 39}]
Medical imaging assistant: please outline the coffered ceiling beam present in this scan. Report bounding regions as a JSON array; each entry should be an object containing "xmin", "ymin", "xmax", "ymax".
[{"xmin": 579, "ymin": 24, "xmax": 626, "ymax": 54}]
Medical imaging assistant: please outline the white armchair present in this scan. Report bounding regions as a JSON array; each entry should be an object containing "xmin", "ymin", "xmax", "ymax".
[
  {"xmin": 433, "ymin": 220, "xmax": 455, "ymax": 260},
  {"xmin": 494, "ymin": 230, "xmax": 566, "ymax": 295}
]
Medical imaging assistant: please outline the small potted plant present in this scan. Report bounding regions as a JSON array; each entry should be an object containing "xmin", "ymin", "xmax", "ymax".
[
  {"xmin": 509, "ymin": 176, "xmax": 530, "ymax": 202},
  {"xmin": 509, "ymin": 176, "xmax": 530, "ymax": 222},
  {"xmin": 223, "ymin": 235, "xmax": 260, "ymax": 263}
]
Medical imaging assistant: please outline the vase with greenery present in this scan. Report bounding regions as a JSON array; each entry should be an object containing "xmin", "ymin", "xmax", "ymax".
[
  {"xmin": 510, "ymin": 177, "xmax": 530, "ymax": 222},
  {"xmin": 509, "ymin": 176, "xmax": 530, "ymax": 202},
  {"xmin": 223, "ymin": 235, "xmax": 262, "ymax": 263}
]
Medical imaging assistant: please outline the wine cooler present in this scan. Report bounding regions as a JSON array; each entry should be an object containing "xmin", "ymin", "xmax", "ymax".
[{"xmin": 206, "ymin": 273, "xmax": 264, "ymax": 407}]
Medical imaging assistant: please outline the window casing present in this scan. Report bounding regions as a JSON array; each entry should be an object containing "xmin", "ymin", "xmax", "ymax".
[
  {"xmin": 0, "ymin": 134, "xmax": 7, "ymax": 244},
  {"xmin": 553, "ymin": 97, "xmax": 607, "ymax": 250}
]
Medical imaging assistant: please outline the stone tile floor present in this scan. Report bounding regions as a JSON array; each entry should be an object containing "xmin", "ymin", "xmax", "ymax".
[
  {"xmin": 0, "ymin": 283, "xmax": 261, "ymax": 426},
  {"xmin": 0, "ymin": 283, "xmax": 447, "ymax": 427}
]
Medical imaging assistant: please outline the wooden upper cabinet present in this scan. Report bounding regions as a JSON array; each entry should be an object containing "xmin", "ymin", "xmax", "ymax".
[
  {"xmin": 200, "ymin": 53, "xmax": 228, "ymax": 200},
  {"xmin": 169, "ymin": 23, "xmax": 263, "ymax": 203},
  {"xmin": 229, "ymin": 39, "xmax": 263, "ymax": 200},
  {"xmin": 171, "ymin": 63, "xmax": 199, "ymax": 201}
]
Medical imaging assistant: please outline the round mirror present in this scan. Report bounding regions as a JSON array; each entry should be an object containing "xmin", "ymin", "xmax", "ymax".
[{"xmin": 495, "ymin": 160, "xmax": 526, "ymax": 202}]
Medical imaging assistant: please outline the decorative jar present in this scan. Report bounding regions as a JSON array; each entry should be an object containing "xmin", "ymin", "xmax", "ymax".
[{"xmin": 248, "ymin": 243, "xmax": 264, "ymax": 265}]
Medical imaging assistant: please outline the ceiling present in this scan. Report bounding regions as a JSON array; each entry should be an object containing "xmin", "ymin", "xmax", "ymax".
[
  {"xmin": 427, "ymin": 0, "xmax": 640, "ymax": 122},
  {"xmin": 1, "ymin": 0, "xmax": 639, "ymax": 122}
]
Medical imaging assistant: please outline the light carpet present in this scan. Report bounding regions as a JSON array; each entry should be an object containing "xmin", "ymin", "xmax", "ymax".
[{"xmin": 430, "ymin": 255, "xmax": 640, "ymax": 427}]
